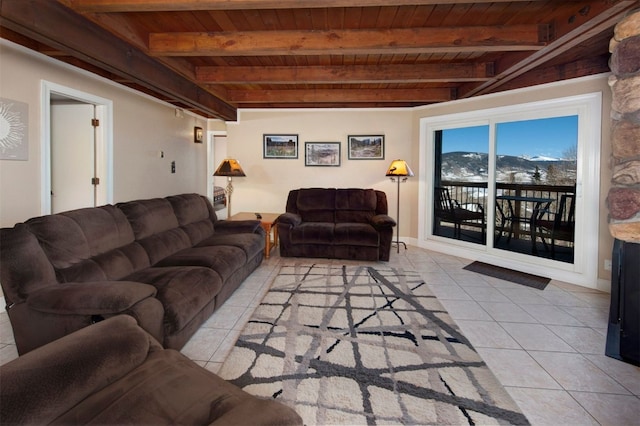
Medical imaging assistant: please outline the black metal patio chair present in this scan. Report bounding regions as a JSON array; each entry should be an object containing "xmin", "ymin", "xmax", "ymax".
[
  {"xmin": 533, "ymin": 193, "xmax": 575, "ymax": 259},
  {"xmin": 434, "ymin": 187, "xmax": 485, "ymax": 241}
]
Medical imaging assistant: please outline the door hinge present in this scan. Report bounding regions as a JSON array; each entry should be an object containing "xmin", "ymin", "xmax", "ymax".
[
  {"xmin": 91, "ymin": 177, "xmax": 100, "ymax": 185},
  {"xmin": 91, "ymin": 118, "xmax": 100, "ymax": 127}
]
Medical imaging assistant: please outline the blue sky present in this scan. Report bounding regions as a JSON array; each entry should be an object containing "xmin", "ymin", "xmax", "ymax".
[{"xmin": 442, "ymin": 115, "xmax": 578, "ymax": 159}]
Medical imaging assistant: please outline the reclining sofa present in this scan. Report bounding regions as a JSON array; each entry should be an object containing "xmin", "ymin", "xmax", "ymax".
[
  {"xmin": 276, "ymin": 188, "xmax": 396, "ymax": 261},
  {"xmin": 0, "ymin": 193, "xmax": 264, "ymax": 354},
  {"xmin": 0, "ymin": 315, "xmax": 302, "ymax": 425}
]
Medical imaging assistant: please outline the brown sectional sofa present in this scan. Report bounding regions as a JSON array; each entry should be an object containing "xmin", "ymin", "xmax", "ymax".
[
  {"xmin": 0, "ymin": 315, "xmax": 302, "ymax": 425},
  {"xmin": 276, "ymin": 188, "xmax": 396, "ymax": 261},
  {"xmin": 0, "ymin": 193, "xmax": 264, "ymax": 354}
]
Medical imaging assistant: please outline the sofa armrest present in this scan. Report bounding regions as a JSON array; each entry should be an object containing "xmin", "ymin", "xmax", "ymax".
[
  {"xmin": 214, "ymin": 220, "xmax": 264, "ymax": 236},
  {"xmin": 209, "ymin": 395, "xmax": 303, "ymax": 425},
  {"xmin": 0, "ymin": 316, "xmax": 155, "ymax": 425},
  {"xmin": 371, "ymin": 214, "xmax": 396, "ymax": 228},
  {"xmin": 27, "ymin": 281, "xmax": 157, "ymax": 315},
  {"xmin": 275, "ymin": 212, "xmax": 302, "ymax": 227}
]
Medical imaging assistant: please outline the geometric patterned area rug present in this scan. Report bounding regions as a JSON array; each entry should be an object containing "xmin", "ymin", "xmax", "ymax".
[{"xmin": 219, "ymin": 263, "xmax": 529, "ymax": 425}]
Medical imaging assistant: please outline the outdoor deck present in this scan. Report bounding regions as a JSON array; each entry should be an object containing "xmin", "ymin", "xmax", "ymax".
[{"xmin": 434, "ymin": 181, "xmax": 575, "ymax": 264}]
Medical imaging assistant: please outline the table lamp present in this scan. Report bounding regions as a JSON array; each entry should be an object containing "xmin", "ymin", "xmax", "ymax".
[{"xmin": 213, "ymin": 158, "xmax": 246, "ymax": 217}]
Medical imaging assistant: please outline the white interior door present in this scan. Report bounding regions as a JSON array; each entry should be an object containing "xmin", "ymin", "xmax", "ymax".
[{"xmin": 51, "ymin": 103, "xmax": 95, "ymax": 213}]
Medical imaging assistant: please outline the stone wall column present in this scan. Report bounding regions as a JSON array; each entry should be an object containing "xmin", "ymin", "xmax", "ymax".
[{"xmin": 607, "ymin": 8, "xmax": 640, "ymax": 243}]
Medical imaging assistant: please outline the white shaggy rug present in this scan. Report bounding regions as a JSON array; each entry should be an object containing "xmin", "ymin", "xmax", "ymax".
[{"xmin": 219, "ymin": 262, "xmax": 529, "ymax": 425}]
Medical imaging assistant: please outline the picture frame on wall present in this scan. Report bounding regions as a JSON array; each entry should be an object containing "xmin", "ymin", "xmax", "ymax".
[
  {"xmin": 347, "ymin": 135, "xmax": 385, "ymax": 160},
  {"xmin": 305, "ymin": 142, "xmax": 341, "ymax": 166},
  {"xmin": 263, "ymin": 134, "xmax": 298, "ymax": 159}
]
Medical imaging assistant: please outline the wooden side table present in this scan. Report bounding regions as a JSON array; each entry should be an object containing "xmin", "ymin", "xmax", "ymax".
[{"xmin": 228, "ymin": 212, "xmax": 280, "ymax": 258}]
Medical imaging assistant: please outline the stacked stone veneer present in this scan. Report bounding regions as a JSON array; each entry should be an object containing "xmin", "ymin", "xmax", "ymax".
[{"xmin": 607, "ymin": 9, "xmax": 640, "ymax": 243}]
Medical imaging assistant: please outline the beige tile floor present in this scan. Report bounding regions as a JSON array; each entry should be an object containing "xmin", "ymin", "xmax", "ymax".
[{"xmin": 2, "ymin": 246, "xmax": 639, "ymax": 425}]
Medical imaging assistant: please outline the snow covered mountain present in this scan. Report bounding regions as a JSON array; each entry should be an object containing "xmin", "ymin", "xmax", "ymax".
[{"xmin": 441, "ymin": 152, "xmax": 576, "ymax": 184}]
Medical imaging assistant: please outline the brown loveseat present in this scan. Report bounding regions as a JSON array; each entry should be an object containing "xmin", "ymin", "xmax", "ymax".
[
  {"xmin": 0, "ymin": 315, "xmax": 302, "ymax": 425},
  {"xmin": 276, "ymin": 188, "xmax": 396, "ymax": 261},
  {"xmin": 0, "ymin": 193, "xmax": 264, "ymax": 354}
]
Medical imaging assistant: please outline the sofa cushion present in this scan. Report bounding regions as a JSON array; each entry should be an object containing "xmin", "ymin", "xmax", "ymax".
[
  {"xmin": 197, "ymin": 233, "xmax": 265, "ymax": 259},
  {"xmin": 155, "ymin": 245, "xmax": 248, "ymax": 283},
  {"xmin": 289, "ymin": 222, "xmax": 334, "ymax": 244},
  {"xmin": 334, "ymin": 223, "xmax": 380, "ymax": 246},
  {"xmin": 25, "ymin": 214, "xmax": 90, "ymax": 270},
  {"xmin": 167, "ymin": 193, "xmax": 216, "ymax": 245},
  {"xmin": 124, "ymin": 266, "xmax": 222, "ymax": 334},
  {"xmin": 118, "ymin": 198, "xmax": 180, "ymax": 240},
  {"xmin": 52, "ymin": 241, "xmax": 151, "ymax": 283},
  {"xmin": 61, "ymin": 205, "xmax": 136, "ymax": 256},
  {"xmin": 167, "ymin": 193, "xmax": 212, "ymax": 225},
  {"xmin": 296, "ymin": 188, "xmax": 336, "ymax": 222},
  {"xmin": 137, "ymin": 228, "xmax": 193, "ymax": 266},
  {"xmin": 335, "ymin": 188, "xmax": 377, "ymax": 223},
  {"xmin": 25, "ymin": 206, "xmax": 147, "ymax": 282}
]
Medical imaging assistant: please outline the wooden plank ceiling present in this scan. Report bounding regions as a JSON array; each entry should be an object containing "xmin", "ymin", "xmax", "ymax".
[{"xmin": 1, "ymin": 0, "xmax": 636, "ymax": 121}]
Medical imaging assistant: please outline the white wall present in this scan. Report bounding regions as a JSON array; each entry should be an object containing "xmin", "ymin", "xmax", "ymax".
[
  {"xmin": 0, "ymin": 40, "xmax": 208, "ymax": 227},
  {"xmin": 226, "ymin": 109, "xmax": 414, "ymax": 237}
]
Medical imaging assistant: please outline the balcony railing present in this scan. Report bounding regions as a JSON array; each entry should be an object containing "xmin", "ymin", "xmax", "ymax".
[{"xmin": 438, "ymin": 180, "xmax": 575, "ymax": 244}]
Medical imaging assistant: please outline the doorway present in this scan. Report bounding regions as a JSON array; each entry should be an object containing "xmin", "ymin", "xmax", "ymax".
[{"xmin": 42, "ymin": 82, "xmax": 113, "ymax": 214}]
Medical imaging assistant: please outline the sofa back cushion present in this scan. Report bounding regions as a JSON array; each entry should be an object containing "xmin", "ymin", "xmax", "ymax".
[
  {"xmin": 166, "ymin": 194, "xmax": 216, "ymax": 245},
  {"xmin": 335, "ymin": 188, "xmax": 378, "ymax": 223},
  {"xmin": 117, "ymin": 198, "xmax": 191, "ymax": 265},
  {"xmin": 295, "ymin": 188, "xmax": 336, "ymax": 222},
  {"xmin": 117, "ymin": 198, "xmax": 179, "ymax": 239},
  {"xmin": 25, "ymin": 205, "xmax": 149, "ymax": 282},
  {"xmin": 0, "ymin": 225, "xmax": 57, "ymax": 305},
  {"xmin": 61, "ymin": 205, "xmax": 135, "ymax": 255},
  {"xmin": 25, "ymin": 214, "xmax": 89, "ymax": 270},
  {"xmin": 287, "ymin": 188, "xmax": 386, "ymax": 224}
]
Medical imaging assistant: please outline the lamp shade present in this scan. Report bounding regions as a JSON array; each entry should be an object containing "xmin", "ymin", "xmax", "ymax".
[
  {"xmin": 214, "ymin": 159, "xmax": 246, "ymax": 177},
  {"xmin": 385, "ymin": 159, "xmax": 414, "ymax": 177}
]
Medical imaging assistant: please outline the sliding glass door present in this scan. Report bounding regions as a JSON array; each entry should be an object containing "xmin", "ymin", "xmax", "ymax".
[
  {"xmin": 431, "ymin": 117, "xmax": 577, "ymax": 263},
  {"xmin": 420, "ymin": 93, "xmax": 602, "ymax": 285},
  {"xmin": 494, "ymin": 117, "xmax": 577, "ymax": 263},
  {"xmin": 432, "ymin": 125, "xmax": 488, "ymax": 245}
]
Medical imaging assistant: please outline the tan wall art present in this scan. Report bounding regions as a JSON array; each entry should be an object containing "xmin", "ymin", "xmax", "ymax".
[{"xmin": 0, "ymin": 97, "xmax": 29, "ymax": 161}]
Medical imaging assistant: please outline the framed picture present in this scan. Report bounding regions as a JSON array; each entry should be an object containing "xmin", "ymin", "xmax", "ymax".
[
  {"xmin": 263, "ymin": 134, "xmax": 298, "ymax": 159},
  {"xmin": 348, "ymin": 135, "xmax": 385, "ymax": 160},
  {"xmin": 305, "ymin": 142, "xmax": 341, "ymax": 167}
]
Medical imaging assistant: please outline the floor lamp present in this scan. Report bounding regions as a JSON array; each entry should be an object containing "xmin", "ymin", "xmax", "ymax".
[
  {"xmin": 213, "ymin": 158, "xmax": 246, "ymax": 217},
  {"xmin": 386, "ymin": 159, "xmax": 414, "ymax": 253}
]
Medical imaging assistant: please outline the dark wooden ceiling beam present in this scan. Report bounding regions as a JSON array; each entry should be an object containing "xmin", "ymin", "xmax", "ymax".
[
  {"xmin": 196, "ymin": 63, "xmax": 492, "ymax": 84},
  {"xmin": 149, "ymin": 26, "xmax": 545, "ymax": 57},
  {"xmin": 225, "ymin": 88, "xmax": 453, "ymax": 103},
  {"xmin": 497, "ymin": 55, "xmax": 611, "ymax": 93},
  {"xmin": 1, "ymin": 0, "xmax": 236, "ymax": 120},
  {"xmin": 64, "ymin": 0, "xmax": 557, "ymax": 13},
  {"xmin": 459, "ymin": 0, "xmax": 637, "ymax": 99}
]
